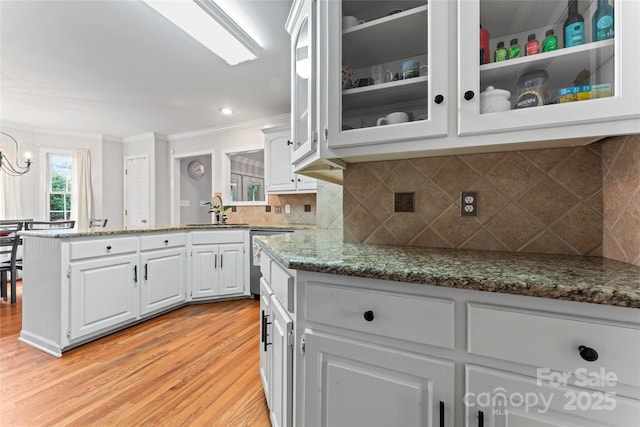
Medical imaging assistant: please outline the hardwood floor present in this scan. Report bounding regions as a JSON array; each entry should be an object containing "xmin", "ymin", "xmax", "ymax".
[{"xmin": 0, "ymin": 281, "xmax": 271, "ymax": 426}]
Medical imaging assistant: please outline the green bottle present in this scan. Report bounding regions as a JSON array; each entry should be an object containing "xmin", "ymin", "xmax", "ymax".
[
  {"xmin": 542, "ymin": 29, "xmax": 558, "ymax": 52},
  {"xmin": 494, "ymin": 41, "xmax": 508, "ymax": 62},
  {"xmin": 508, "ymin": 38, "xmax": 521, "ymax": 59}
]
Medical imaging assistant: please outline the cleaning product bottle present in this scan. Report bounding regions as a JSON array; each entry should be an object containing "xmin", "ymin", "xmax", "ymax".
[
  {"xmin": 542, "ymin": 29, "xmax": 558, "ymax": 52},
  {"xmin": 480, "ymin": 25, "xmax": 490, "ymax": 64},
  {"xmin": 564, "ymin": 0, "xmax": 585, "ymax": 47},
  {"xmin": 494, "ymin": 41, "xmax": 508, "ymax": 62},
  {"xmin": 592, "ymin": 0, "xmax": 614, "ymax": 41},
  {"xmin": 508, "ymin": 38, "xmax": 521, "ymax": 59},
  {"xmin": 525, "ymin": 34, "xmax": 540, "ymax": 56}
]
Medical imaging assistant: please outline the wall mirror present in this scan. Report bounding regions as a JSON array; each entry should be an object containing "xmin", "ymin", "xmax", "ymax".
[{"xmin": 224, "ymin": 148, "xmax": 266, "ymax": 205}]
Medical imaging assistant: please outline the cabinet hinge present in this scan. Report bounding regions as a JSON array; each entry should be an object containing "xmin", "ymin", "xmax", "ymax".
[
  {"xmin": 66, "ymin": 266, "xmax": 71, "ymax": 279},
  {"xmin": 288, "ymin": 331, "xmax": 295, "ymax": 348},
  {"xmin": 67, "ymin": 329, "xmax": 71, "ymax": 338},
  {"xmin": 324, "ymin": 128, "xmax": 328, "ymax": 145},
  {"xmin": 312, "ymin": 129, "xmax": 318, "ymax": 144},
  {"xmin": 300, "ymin": 335, "xmax": 305, "ymax": 355}
]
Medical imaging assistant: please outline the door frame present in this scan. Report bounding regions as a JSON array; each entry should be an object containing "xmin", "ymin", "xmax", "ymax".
[{"xmin": 169, "ymin": 150, "xmax": 215, "ymax": 225}]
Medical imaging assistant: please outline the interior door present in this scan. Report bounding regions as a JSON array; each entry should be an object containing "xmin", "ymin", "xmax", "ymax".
[{"xmin": 124, "ymin": 155, "xmax": 150, "ymax": 228}]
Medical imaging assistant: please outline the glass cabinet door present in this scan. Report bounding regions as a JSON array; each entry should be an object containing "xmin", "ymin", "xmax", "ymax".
[
  {"xmin": 326, "ymin": 0, "xmax": 449, "ymax": 149},
  {"xmin": 291, "ymin": 0, "xmax": 316, "ymax": 163},
  {"xmin": 458, "ymin": 0, "xmax": 640, "ymax": 136}
]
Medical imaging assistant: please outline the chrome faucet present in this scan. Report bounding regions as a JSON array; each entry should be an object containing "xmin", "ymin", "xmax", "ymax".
[{"xmin": 210, "ymin": 194, "xmax": 225, "ymax": 224}]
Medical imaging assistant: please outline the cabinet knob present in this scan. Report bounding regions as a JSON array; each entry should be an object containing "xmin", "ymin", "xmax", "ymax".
[
  {"xmin": 106, "ymin": 245, "xmax": 112, "ymax": 250},
  {"xmin": 434, "ymin": 94, "xmax": 444, "ymax": 104},
  {"xmin": 363, "ymin": 310, "xmax": 374, "ymax": 322},
  {"xmin": 291, "ymin": 179, "xmax": 295, "ymax": 182},
  {"xmin": 287, "ymin": 140, "xmax": 293, "ymax": 145},
  {"xmin": 464, "ymin": 90, "xmax": 475, "ymax": 101},
  {"xmin": 164, "ymin": 239, "xmax": 169, "ymax": 244},
  {"xmin": 578, "ymin": 345, "xmax": 599, "ymax": 362}
]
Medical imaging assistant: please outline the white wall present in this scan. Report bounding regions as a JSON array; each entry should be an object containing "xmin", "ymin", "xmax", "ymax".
[{"xmin": 0, "ymin": 122, "xmax": 123, "ymax": 225}]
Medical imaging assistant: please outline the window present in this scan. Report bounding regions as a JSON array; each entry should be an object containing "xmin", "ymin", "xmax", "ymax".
[{"xmin": 48, "ymin": 154, "xmax": 72, "ymax": 220}]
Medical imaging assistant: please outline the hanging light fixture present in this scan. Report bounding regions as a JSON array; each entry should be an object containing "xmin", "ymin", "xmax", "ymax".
[{"xmin": 0, "ymin": 132, "xmax": 31, "ymax": 176}]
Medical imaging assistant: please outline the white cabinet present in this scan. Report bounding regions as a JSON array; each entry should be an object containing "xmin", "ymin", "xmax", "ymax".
[
  {"xmin": 304, "ymin": 332, "xmax": 453, "ymax": 427},
  {"xmin": 258, "ymin": 251, "xmax": 295, "ymax": 427},
  {"xmin": 69, "ymin": 253, "xmax": 139, "ymax": 340},
  {"xmin": 458, "ymin": 0, "xmax": 640, "ymax": 136},
  {"xmin": 139, "ymin": 233, "xmax": 187, "ymax": 317},
  {"xmin": 190, "ymin": 230, "xmax": 247, "ymax": 299},
  {"xmin": 286, "ymin": 0, "xmax": 640, "ymax": 175},
  {"xmin": 264, "ymin": 126, "xmax": 317, "ymax": 194},
  {"xmin": 269, "ymin": 293, "xmax": 294, "ymax": 427},
  {"xmin": 465, "ymin": 365, "xmax": 640, "ymax": 427}
]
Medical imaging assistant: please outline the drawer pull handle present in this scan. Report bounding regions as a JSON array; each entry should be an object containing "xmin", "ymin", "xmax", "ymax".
[
  {"xmin": 439, "ymin": 401, "xmax": 444, "ymax": 427},
  {"xmin": 106, "ymin": 245, "xmax": 112, "ymax": 250},
  {"xmin": 363, "ymin": 310, "xmax": 374, "ymax": 322},
  {"xmin": 578, "ymin": 345, "xmax": 599, "ymax": 362},
  {"xmin": 478, "ymin": 410, "xmax": 484, "ymax": 427}
]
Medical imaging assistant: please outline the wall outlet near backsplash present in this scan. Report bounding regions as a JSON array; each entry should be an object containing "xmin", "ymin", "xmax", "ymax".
[{"xmin": 460, "ymin": 192, "xmax": 478, "ymax": 217}]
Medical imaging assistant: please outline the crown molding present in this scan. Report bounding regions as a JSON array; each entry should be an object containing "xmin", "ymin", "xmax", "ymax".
[{"xmin": 167, "ymin": 114, "xmax": 290, "ymax": 141}]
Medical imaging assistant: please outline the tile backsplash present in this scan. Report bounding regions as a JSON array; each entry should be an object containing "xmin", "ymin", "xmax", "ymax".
[
  {"xmin": 602, "ymin": 134, "xmax": 640, "ymax": 266},
  {"xmin": 343, "ymin": 141, "xmax": 633, "ymax": 259}
]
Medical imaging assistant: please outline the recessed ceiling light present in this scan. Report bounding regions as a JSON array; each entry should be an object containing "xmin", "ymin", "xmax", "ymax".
[
  {"xmin": 142, "ymin": 0, "xmax": 262, "ymax": 65},
  {"xmin": 220, "ymin": 107, "xmax": 234, "ymax": 115}
]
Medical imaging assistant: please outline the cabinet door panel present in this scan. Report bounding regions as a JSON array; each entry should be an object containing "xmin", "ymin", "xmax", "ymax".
[
  {"xmin": 270, "ymin": 298, "xmax": 293, "ymax": 427},
  {"xmin": 191, "ymin": 246, "xmax": 218, "ymax": 299},
  {"xmin": 465, "ymin": 365, "xmax": 640, "ymax": 427},
  {"xmin": 140, "ymin": 248, "xmax": 185, "ymax": 316},
  {"xmin": 260, "ymin": 278, "xmax": 273, "ymax": 408},
  {"xmin": 70, "ymin": 254, "xmax": 138, "ymax": 339},
  {"xmin": 266, "ymin": 133, "xmax": 296, "ymax": 192},
  {"xmin": 218, "ymin": 243, "xmax": 244, "ymax": 295},
  {"xmin": 304, "ymin": 332, "xmax": 454, "ymax": 427}
]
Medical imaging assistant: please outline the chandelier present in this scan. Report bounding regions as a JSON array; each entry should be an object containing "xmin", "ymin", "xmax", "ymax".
[{"xmin": 0, "ymin": 131, "xmax": 31, "ymax": 176}]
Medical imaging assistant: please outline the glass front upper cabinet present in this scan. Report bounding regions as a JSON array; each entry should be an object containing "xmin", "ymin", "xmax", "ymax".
[
  {"xmin": 326, "ymin": 0, "xmax": 449, "ymax": 149},
  {"xmin": 290, "ymin": 0, "xmax": 316, "ymax": 163},
  {"xmin": 458, "ymin": 0, "xmax": 639, "ymax": 136}
]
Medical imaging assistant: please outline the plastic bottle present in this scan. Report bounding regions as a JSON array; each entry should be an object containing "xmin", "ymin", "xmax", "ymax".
[
  {"xmin": 508, "ymin": 38, "xmax": 521, "ymax": 59},
  {"xmin": 525, "ymin": 34, "xmax": 540, "ymax": 56},
  {"xmin": 494, "ymin": 41, "xmax": 508, "ymax": 62},
  {"xmin": 480, "ymin": 25, "xmax": 490, "ymax": 64},
  {"xmin": 542, "ymin": 29, "xmax": 558, "ymax": 52},
  {"xmin": 592, "ymin": 0, "xmax": 614, "ymax": 41},
  {"xmin": 564, "ymin": 0, "xmax": 585, "ymax": 47}
]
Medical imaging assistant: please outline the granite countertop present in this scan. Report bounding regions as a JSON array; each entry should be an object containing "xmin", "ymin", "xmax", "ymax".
[
  {"xmin": 255, "ymin": 230, "xmax": 640, "ymax": 309},
  {"xmin": 19, "ymin": 224, "xmax": 308, "ymax": 239}
]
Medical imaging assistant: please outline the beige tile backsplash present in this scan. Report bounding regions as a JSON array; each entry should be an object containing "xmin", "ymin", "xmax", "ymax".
[
  {"xmin": 344, "ymin": 137, "xmax": 639, "ymax": 264},
  {"xmin": 602, "ymin": 134, "xmax": 640, "ymax": 266}
]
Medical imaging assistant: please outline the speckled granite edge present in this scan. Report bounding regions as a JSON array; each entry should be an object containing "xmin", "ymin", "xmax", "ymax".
[
  {"xmin": 19, "ymin": 224, "xmax": 310, "ymax": 238},
  {"xmin": 255, "ymin": 230, "xmax": 640, "ymax": 309}
]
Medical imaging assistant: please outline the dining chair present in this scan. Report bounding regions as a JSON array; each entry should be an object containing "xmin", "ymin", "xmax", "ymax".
[
  {"xmin": 24, "ymin": 220, "xmax": 76, "ymax": 230},
  {"xmin": 89, "ymin": 218, "xmax": 108, "ymax": 228},
  {"xmin": 0, "ymin": 220, "xmax": 24, "ymax": 304}
]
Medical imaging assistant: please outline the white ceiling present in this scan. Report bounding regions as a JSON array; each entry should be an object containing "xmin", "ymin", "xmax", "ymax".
[{"xmin": 0, "ymin": 0, "xmax": 293, "ymax": 138}]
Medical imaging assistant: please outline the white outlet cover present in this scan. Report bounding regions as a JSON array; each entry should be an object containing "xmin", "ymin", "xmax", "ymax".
[{"xmin": 285, "ymin": 204, "xmax": 291, "ymax": 214}]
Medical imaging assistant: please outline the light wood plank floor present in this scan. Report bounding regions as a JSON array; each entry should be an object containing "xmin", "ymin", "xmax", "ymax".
[{"xmin": 0, "ymin": 281, "xmax": 271, "ymax": 426}]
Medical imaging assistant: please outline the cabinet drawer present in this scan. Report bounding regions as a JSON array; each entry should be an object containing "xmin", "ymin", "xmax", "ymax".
[
  {"xmin": 140, "ymin": 233, "xmax": 186, "ymax": 251},
  {"xmin": 271, "ymin": 261, "xmax": 294, "ymax": 312},
  {"xmin": 468, "ymin": 304, "xmax": 640, "ymax": 388},
  {"xmin": 305, "ymin": 282, "xmax": 455, "ymax": 349},
  {"xmin": 69, "ymin": 237, "xmax": 138, "ymax": 260},
  {"xmin": 191, "ymin": 230, "xmax": 245, "ymax": 245}
]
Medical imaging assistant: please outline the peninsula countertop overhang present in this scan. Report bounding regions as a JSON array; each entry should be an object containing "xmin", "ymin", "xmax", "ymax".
[{"xmin": 254, "ymin": 230, "xmax": 640, "ymax": 309}]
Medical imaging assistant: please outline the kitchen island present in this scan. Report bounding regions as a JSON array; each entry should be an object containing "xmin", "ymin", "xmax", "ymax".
[
  {"xmin": 254, "ymin": 229, "xmax": 640, "ymax": 427},
  {"xmin": 18, "ymin": 224, "xmax": 300, "ymax": 357}
]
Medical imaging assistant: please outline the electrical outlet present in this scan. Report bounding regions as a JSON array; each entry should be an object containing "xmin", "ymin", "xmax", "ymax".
[
  {"xmin": 460, "ymin": 192, "xmax": 478, "ymax": 217},
  {"xmin": 285, "ymin": 204, "xmax": 291, "ymax": 214},
  {"xmin": 275, "ymin": 205, "xmax": 282, "ymax": 214}
]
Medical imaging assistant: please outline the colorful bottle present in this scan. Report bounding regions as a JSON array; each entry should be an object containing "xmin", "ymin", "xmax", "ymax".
[
  {"xmin": 480, "ymin": 25, "xmax": 490, "ymax": 64},
  {"xmin": 494, "ymin": 41, "xmax": 508, "ymax": 62},
  {"xmin": 525, "ymin": 34, "xmax": 540, "ymax": 56},
  {"xmin": 564, "ymin": 0, "xmax": 585, "ymax": 47},
  {"xmin": 542, "ymin": 29, "xmax": 558, "ymax": 52},
  {"xmin": 508, "ymin": 38, "xmax": 521, "ymax": 59},
  {"xmin": 592, "ymin": 0, "xmax": 614, "ymax": 41}
]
